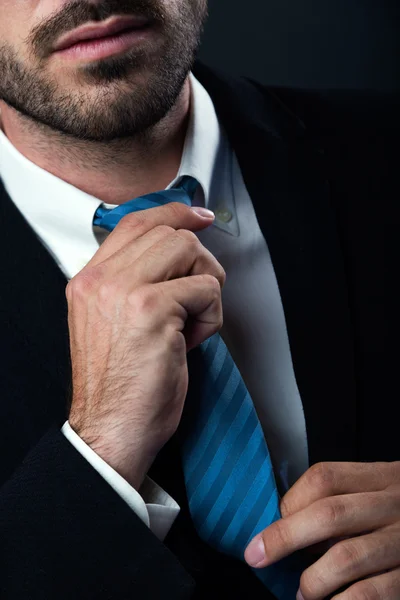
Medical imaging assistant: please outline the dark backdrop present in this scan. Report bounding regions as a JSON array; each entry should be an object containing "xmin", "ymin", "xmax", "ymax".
[{"xmin": 198, "ymin": 0, "xmax": 399, "ymax": 90}]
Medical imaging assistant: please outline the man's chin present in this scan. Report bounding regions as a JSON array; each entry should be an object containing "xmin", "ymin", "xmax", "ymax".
[{"xmin": 70, "ymin": 52, "xmax": 147, "ymax": 85}]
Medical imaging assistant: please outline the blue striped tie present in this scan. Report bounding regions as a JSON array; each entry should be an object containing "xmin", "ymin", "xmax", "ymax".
[{"xmin": 94, "ymin": 176, "xmax": 303, "ymax": 599}]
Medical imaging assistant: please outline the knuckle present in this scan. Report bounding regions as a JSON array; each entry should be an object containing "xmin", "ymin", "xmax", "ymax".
[
  {"xmin": 97, "ymin": 279, "xmax": 123, "ymax": 306},
  {"xmin": 307, "ymin": 462, "xmax": 336, "ymax": 495},
  {"xmin": 267, "ymin": 520, "xmax": 293, "ymax": 555},
  {"xmin": 389, "ymin": 485, "xmax": 400, "ymax": 512},
  {"xmin": 128, "ymin": 285, "xmax": 159, "ymax": 315},
  {"xmin": 314, "ymin": 497, "xmax": 347, "ymax": 530},
  {"xmin": 392, "ymin": 460, "xmax": 400, "ymax": 473},
  {"xmin": 197, "ymin": 252, "xmax": 225, "ymax": 289},
  {"xmin": 153, "ymin": 224, "xmax": 175, "ymax": 237},
  {"xmin": 344, "ymin": 579, "xmax": 380, "ymax": 600},
  {"xmin": 66, "ymin": 267, "xmax": 102, "ymax": 302},
  {"xmin": 279, "ymin": 496, "xmax": 292, "ymax": 518},
  {"xmin": 163, "ymin": 324, "xmax": 186, "ymax": 353},
  {"xmin": 201, "ymin": 273, "xmax": 222, "ymax": 296},
  {"xmin": 329, "ymin": 540, "xmax": 363, "ymax": 575},
  {"xmin": 299, "ymin": 567, "xmax": 325, "ymax": 600},
  {"xmin": 166, "ymin": 201, "xmax": 190, "ymax": 218},
  {"xmin": 65, "ymin": 280, "xmax": 74, "ymax": 302},
  {"xmin": 119, "ymin": 211, "xmax": 146, "ymax": 230},
  {"xmin": 175, "ymin": 228, "xmax": 200, "ymax": 245},
  {"xmin": 374, "ymin": 487, "xmax": 400, "ymax": 518},
  {"xmin": 388, "ymin": 461, "xmax": 400, "ymax": 484},
  {"xmin": 215, "ymin": 263, "xmax": 226, "ymax": 288}
]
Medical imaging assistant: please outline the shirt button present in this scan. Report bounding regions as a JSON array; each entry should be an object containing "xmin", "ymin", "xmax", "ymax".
[{"xmin": 214, "ymin": 208, "xmax": 233, "ymax": 223}]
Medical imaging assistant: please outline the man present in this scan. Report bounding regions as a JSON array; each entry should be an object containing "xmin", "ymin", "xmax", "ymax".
[{"xmin": 0, "ymin": 0, "xmax": 398, "ymax": 598}]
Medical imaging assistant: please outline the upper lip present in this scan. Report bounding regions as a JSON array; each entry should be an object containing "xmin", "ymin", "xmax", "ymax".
[{"xmin": 54, "ymin": 16, "xmax": 150, "ymax": 52}]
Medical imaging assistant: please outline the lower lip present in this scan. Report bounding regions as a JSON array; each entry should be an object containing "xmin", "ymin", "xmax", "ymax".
[{"xmin": 55, "ymin": 25, "xmax": 154, "ymax": 61}]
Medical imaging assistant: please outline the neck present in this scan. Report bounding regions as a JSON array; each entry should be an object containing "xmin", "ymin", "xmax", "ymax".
[{"xmin": 0, "ymin": 78, "xmax": 191, "ymax": 205}]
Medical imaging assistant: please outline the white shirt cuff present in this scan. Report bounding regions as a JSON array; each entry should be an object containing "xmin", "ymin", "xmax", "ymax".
[{"xmin": 61, "ymin": 421, "xmax": 180, "ymax": 541}]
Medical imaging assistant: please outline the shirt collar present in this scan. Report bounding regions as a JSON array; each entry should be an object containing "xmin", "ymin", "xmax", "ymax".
[
  {"xmin": 170, "ymin": 74, "xmax": 239, "ymax": 237},
  {"xmin": 0, "ymin": 72, "xmax": 238, "ymax": 277},
  {"xmin": 0, "ymin": 122, "xmax": 103, "ymax": 277},
  {"xmin": 167, "ymin": 73, "xmax": 220, "ymax": 207}
]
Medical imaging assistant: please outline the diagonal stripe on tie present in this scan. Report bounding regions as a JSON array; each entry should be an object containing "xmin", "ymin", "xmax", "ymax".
[
  {"xmin": 188, "ymin": 399, "xmax": 256, "ymax": 515},
  {"xmin": 185, "ymin": 376, "xmax": 249, "ymax": 494},
  {"xmin": 182, "ymin": 350, "xmax": 238, "ymax": 473},
  {"xmin": 203, "ymin": 435, "xmax": 271, "ymax": 542},
  {"xmin": 93, "ymin": 176, "xmax": 304, "ymax": 599}
]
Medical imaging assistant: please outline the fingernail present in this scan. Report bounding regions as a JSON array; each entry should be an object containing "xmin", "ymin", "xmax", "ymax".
[
  {"xmin": 296, "ymin": 590, "xmax": 304, "ymax": 600},
  {"xmin": 190, "ymin": 207, "xmax": 215, "ymax": 219},
  {"xmin": 244, "ymin": 535, "xmax": 266, "ymax": 567}
]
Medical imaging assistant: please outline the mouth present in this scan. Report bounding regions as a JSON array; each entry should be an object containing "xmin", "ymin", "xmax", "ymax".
[
  {"xmin": 53, "ymin": 16, "xmax": 156, "ymax": 61},
  {"xmin": 54, "ymin": 16, "xmax": 152, "ymax": 51}
]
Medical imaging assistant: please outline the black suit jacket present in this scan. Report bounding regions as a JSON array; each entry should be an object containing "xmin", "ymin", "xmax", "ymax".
[{"xmin": 0, "ymin": 62, "xmax": 397, "ymax": 599}]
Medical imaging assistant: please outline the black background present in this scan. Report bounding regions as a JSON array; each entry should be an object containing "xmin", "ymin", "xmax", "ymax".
[{"xmin": 198, "ymin": 0, "xmax": 399, "ymax": 90}]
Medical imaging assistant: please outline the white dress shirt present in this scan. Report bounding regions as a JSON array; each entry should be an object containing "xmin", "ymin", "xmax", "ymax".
[{"xmin": 0, "ymin": 73, "xmax": 309, "ymax": 541}]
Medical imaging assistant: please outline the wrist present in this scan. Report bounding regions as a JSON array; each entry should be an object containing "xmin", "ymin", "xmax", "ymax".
[{"xmin": 69, "ymin": 420, "xmax": 157, "ymax": 490}]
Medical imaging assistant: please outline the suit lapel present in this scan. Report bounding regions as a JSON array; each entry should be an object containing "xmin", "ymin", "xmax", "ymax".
[{"xmin": 194, "ymin": 63, "xmax": 358, "ymax": 464}]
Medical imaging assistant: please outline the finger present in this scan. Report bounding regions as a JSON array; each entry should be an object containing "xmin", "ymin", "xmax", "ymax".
[
  {"xmin": 153, "ymin": 274, "xmax": 223, "ymax": 350},
  {"xmin": 86, "ymin": 224, "xmax": 175, "ymax": 279},
  {"xmin": 127, "ymin": 229, "xmax": 226, "ymax": 288},
  {"xmin": 332, "ymin": 566, "xmax": 400, "ymax": 600},
  {"xmin": 245, "ymin": 490, "xmax": 400, "ymax": 567},
  {"xmin": 280, "ymin": 462, "xmax": 400, "ymax": 517},
  {"xmin": 88, "ymin": 202, "xmax": 215, "ymax": 267},
  {"xmin": 298, "ymin": 525, "xmax": 400, "ymax": 600}
]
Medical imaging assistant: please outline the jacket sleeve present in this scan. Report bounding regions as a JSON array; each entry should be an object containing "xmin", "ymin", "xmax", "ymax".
[
  {"xmin": 62, "ymin": 421, "xmax": 181, "ymax": 541},
  {"xmin": 0, "ymin": 426, "xmax": 195, "ymax": 599}
]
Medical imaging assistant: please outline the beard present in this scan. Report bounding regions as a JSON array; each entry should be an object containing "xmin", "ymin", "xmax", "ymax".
[{"xmin": 0, "ymin": 0, "xmax": 207, "ymax": 142}]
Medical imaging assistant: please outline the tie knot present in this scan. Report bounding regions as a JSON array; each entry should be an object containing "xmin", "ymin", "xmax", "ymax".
[
  {"xmin": 178, "ymin": 175, "xmax": 200, "ymax": 198},
  {"xmin": 93, "ymin": 176, "xmax": 200, "ymax": 232}
]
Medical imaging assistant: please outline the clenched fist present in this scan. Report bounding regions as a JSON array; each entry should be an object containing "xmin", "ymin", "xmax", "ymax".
[{"xmin": 66, "ymin": 202, "xmax": 225, "ymax": 490}]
